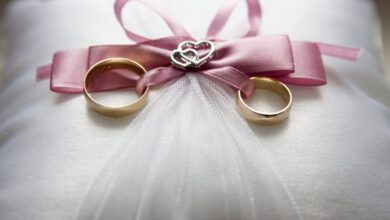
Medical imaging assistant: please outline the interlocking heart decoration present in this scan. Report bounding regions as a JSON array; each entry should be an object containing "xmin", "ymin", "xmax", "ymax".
[{"xmin": 170, "ymin": 40, "xmax": 216, "ymax": 69}]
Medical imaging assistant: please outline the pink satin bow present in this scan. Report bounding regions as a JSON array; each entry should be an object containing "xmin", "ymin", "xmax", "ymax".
[{"xmin": 37, "ymin": 0, "xmax": 361, "ymax": 98}]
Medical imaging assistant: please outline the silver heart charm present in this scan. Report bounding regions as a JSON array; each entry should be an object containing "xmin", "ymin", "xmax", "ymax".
[
  {"xmin": 170, "ymin": 40, "xmax": 216, "ymax": 69},
  {"xmin": 170, "ymin": 48, "xmax": 197, "ymax": 69}
]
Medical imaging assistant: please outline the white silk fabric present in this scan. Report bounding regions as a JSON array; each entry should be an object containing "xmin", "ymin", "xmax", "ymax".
[{"xmin": 1, "ymin": 0, "xmax": 390, "ymax": 220}]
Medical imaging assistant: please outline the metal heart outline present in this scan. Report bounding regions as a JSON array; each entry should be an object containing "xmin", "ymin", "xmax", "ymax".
[
  {"xmin": 179, "ymin": 40, "xmax": 216, "ymax": 67},
  {"xmin": 170, "ymin": 48, "xmax": 198, "ymax": 69},
  {"xmin": 179, "ymin": 48, "xmax": 199, "ymax": 65},
  {"xmin": 170, "ymin": 40, "xmax": 216, "ymax": 69}
]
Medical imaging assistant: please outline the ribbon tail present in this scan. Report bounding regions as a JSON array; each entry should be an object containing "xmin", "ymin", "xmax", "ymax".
[
  {"xmin": 316, "ymin": 42, "xmax": 362, "ymax": 60},
  {"xmin": 36, "ymin": 64, "xmax": 52, "ymax": 80},
  {"xmin": 274, "ymin": 41, "xmax": 362, "ymax": 85},
  {"xmin": 202, "ymin": 67, "xmax": 255, "ymax": 98},
  {"xmin": 35, "ymin": 48, "xmax": 91, "ymax": 93},
  {"xmin": 47, "ymin": 48, "xmax": 91, "ymax": 93}
]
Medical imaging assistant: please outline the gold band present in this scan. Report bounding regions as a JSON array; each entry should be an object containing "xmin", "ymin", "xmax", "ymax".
[
  {"xmin": 83, "ymin": 58, "xmax": 149, "ymax": 117},
  {"xmin": 237, "ymin": 77, "xmax": 292, "ymax": 125}
]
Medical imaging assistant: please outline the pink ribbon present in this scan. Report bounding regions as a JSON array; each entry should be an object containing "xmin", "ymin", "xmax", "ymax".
[{"xmin": 37, "ymin": 0, "xmax": 361, "ymax": 98}]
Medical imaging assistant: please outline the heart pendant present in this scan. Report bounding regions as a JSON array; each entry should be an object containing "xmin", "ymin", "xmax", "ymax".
[{"xmin": 170, "ymin": 40, "xmax": 216, "ymax": 69}]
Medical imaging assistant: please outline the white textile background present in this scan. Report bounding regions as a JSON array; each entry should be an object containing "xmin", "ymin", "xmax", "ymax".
[{"xmin": 0, "ymin": 0, "xmax": 390, "ymax": 220}]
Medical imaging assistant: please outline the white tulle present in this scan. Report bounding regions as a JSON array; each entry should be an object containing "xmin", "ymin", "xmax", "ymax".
[{"xmin": 77, "ymin": 74, "xmax": 301, "ymax": 220}]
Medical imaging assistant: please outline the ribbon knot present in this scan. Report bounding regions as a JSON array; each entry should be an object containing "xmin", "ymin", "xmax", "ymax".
[{"xmin": 37, "ymin": 0, "xmax": 361, "ymax": 98}]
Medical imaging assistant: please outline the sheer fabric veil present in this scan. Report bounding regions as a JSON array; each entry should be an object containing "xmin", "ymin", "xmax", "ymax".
[{"xmin": 78, "ymin": 74, "xmax": 301, "ymax": 220}]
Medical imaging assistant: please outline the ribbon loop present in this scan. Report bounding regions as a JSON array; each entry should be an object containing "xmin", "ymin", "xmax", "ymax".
[
  {"xmin": 206, "ymin": 0, "xmax": 261, "ymax": 39},
  {"xmin": 206, "ymin": 0, "xmax": 241, "ymax": 39},
  {"xmin": 115, "ymin": 0, "xmax": 193, "ymax": 42}
]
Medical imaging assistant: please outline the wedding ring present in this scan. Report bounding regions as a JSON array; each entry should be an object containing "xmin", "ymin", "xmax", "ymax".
[
  {"xmin": 237, "ymin": 77, "xmax": 292, "ymax": 125},
  {"xmin": 83, "ymin": 58, "xmax": 149, "ymax": 117}
]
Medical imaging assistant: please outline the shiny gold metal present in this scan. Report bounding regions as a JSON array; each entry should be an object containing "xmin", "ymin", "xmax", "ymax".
[
  {"xmin": 237, "ymin": 77, "xmax": 292, "ymax": 125},
  {"xmin": 83, "ymin": 58, "xmax": 149, "ymax": 117}
]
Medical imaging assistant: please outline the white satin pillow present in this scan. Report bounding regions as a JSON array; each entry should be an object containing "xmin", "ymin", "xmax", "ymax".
[{"xmin": 0, "ymin": 0, "xmax": 390, "ymax": 220}]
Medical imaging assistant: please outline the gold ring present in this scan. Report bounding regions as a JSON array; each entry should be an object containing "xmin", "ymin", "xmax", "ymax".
[
  {"xmin": 237, "ymin": 77, "xmax": 292, "ymax": 125},
  {"xmin": 83, "ymin": 58, "xmax": 149, "ymax": 117}
]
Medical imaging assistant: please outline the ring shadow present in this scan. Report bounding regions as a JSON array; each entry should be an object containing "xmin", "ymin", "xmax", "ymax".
[
  {"xmin": 53, "ymin": 93, "xmax": 79, "ymax": 104},
  {"xmin": 86, "ymin": 108, "xmax": 135, "ymax": 129},
  {"xmin": 248, "ymin": 116, "xmax": 291, "ymax": 138},
  {"xmin": 52, "ymin": 93, "xmax": 134, "ymax": 129},
  {"xmin": 248, "ymin": 85, "xmax": 322, "ymax": 138},
  {"xmin": 248, "ymin": 65, "xmax": 351, "ymax": 138}
]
